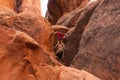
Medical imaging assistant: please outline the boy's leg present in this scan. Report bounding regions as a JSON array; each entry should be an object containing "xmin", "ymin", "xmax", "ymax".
[
  {"xmin": 54, "ymin": 40, "xmax": 60, "ymax": 48},
  {"xmin": 60, "ymin": 40, "xmax": 66, "ymax": 50}
]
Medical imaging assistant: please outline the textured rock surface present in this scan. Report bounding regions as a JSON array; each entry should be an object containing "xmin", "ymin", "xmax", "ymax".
[
  {"xmin": 62, "ymin": 0, "xmax": 101, "ymax": 65},
  {"xmin": 56, "ymin": 7, "xmax": 84, "ymax": 28},
  {"xmin": 0, "ymin": 26, "xmax": 56, "ymax": 80},
  {"xmin": 71, "ymin": 0, "xmax": 120, "ymax": 80},
  {"xmin": 0, "ymin": 0, "xmax": 52, "ymax": 52},
  {"xmin": 52, "ymin": 25, "xmax": 69, "ymax": 33},
  {"xmin": 0, "ymin": 0, "xmax": 15, "ymax": 10},
  {"xmin": 46, "ymin": 0, "xmax": 89, "ymax": 24},
  {"xmin": 0, "ymin": 26, "xmax": 100, "ymax": 80},
  {"xmin": 59, "ymin": 66, "xmax": 100, "ymax": 80},
  {"xmin": 13, "ymin": 14, "xmax": 52, "ymax": 52},
  {"xmin": 0, "ymin": 5, "xmax": 16, "ymax": 28},
  {"xmin": 0, "ymin": 0, "xmax": 101, "ymax": 80},
  {"xmin": 16, "ymin": 0, "xmax": 41, "ymax": 15}
]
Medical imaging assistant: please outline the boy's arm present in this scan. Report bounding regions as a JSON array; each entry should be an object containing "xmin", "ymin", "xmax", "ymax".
[{"xmin": 54, "ymin": 31, "xmax": 58, "ymax": 34}]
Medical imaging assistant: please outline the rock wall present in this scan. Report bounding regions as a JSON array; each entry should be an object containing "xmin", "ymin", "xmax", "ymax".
[
  {"xmin": 0, "ymin": 0, "xmax": 100, "ymax": 80},
  {"xmin": 46, "ymin": 0, "xmax": 89, "ymax": 24},
  {"xmin": 61, "ymin": 0, "xmax": 101, "ymax": 65},
  {"xmin": 47, "ymin": 0, "xmax": 120, "ymax": 80},
  {"xmin": 0, "ymin": 0, "xmax": 50, "ymax": 52},
  {"xmin": 0, "ymin": 0, "xmax": 15, "ymax": 11},
  {"xmin": 71, "ymin": 0, "xmax": 120, "ymax": 79},
  {"xmin": 16, "ymin": 0, "xmax": 41, "ymax": 15}
]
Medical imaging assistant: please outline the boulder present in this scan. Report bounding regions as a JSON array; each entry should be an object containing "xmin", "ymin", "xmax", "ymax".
[
  {"xmin": 71, "ymin": 0, "xmax": 120, "ymax": 79},
  {"xmin": 0, "ymin": 26, "xmax": 100, "ymax": 80},
  {"xmin": 13, "ymin": 14, "xmax": 53, "ymax": 52}
]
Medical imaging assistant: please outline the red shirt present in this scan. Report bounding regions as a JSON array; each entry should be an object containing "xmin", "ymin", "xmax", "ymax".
[{"xmin": 56, "ymin": 32, "xmax": 64, "ymax": 40}]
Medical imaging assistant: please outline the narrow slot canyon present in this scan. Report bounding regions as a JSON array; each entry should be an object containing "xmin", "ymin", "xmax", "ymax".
[{"xmin": 0, "ymin": 0, "xmax": 119, "ymax": 80}]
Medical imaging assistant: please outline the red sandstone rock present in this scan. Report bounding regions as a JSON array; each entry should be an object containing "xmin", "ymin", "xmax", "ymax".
[
  {"xmin": 61, "ymin": 0, "xmax": 101, "ymax": 65},
  {"xmin": 13, "ymin": 14, "xmax": 53, "ymax": 52},
  {"xmin": 0, "ymin": 0, "xmax": 102, "ymax": 79},
  {"xmin": 16, "ymin": 0, "xmax": 41, "ymax": 15},
  {"xmin": 46, "ymin": 0, "xmax": 89, "ymax": 24},
  {"xmin": 71, "ymin": 0, "xmax": 120, "ymax": 79},
  {"xmin": 56, "ymin": 7, "xmax": 84, "ymax": 28},
  {"xmin": 0, "ymin": 26, "xmax": 100, "ymax": 80},
  {"xmin": 0, "ymin": 0, "xmax": 52, "ymax": 52},
  {"xmin": 0, "ymin": 0, "xmax": 15, "ymax": 11},
  {"xmin": 52, "ymin": 25, "xmax": 69, "ymax": 33},
  {"xmin": 0, "ymin": 26, "xmax": 57, "ymax": 80},
  {"xmin": 0, "ymin": 5, "xmax": 16, "ymax": 28},
  {"xmin": 59, "ymin": 66, "xmax": 100, "ymax": 80}
]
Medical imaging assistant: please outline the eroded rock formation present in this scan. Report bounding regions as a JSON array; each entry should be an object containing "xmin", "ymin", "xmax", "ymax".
[
  {"xmin": 62, "ymin": 0, "xmax": 101, "ymax": 65},
  {"xmin": 0, "ymin": 0, "xmax": 100, "ymax": 80},
  {"xmin": 0, "ymin": 14, "xmax": 99, "ymax": 80},
  {"xmin": 16, "ymin": 0, "xmax": 41, "ymax": 15},
  {"xmin": 0, "ymin": 0, "xmax": 52, "ymax": 52},
  {"xmin": 0, "ymin": 0, "xmax": 15, "ymax": 11},
  {"xmin": 71, "ymin": 0, "xmax": 120, "ymax": 79},
  {"xmin": 46, "ymin": 0, "xmax": 89, "ymax": 24},
  {"xmin": 47, "ymin": 0, "xmax": 120, "ymax": 80}
]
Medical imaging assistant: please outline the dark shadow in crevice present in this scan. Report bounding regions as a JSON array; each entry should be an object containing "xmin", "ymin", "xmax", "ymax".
[
  {"xmin": 56, "ymin": 51, "xmax": 64, "ymax": 60},
  {"xmin": 16, "ymin": 0, "xmax": 22, "ymax": 13}
]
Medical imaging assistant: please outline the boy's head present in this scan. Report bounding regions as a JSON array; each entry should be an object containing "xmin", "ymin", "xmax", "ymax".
[{"xmin": 59, "ymin": 30, "xmax": 62, "ymax": 33}]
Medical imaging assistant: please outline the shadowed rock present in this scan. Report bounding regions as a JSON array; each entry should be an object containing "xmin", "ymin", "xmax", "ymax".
[
  {"xmin": 62, "ymin": 0, "xmax": 101, "ymax": 66},
  {"xmin": 46, "ymin": 0, "xmax": 89, "ymax": 24},
  {"xmin": 71, "ymin": 0, "xmax": 120, "ymax": 79}
]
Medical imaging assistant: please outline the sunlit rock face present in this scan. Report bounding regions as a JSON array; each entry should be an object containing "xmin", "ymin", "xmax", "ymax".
[
  {"xmin": 0, "ymin": 0, "xmax": 52, "ymax": 52},
  {"xmin": 0, "ymin": 0, "xmax": 15, "ymax": 10},
  {"xmin": 16, "ymin": 0, "xmax": 41, "ymax": 15},
  {"xmin": 0, "ymin": 0, "xmax": 100, "ymax": 80}
]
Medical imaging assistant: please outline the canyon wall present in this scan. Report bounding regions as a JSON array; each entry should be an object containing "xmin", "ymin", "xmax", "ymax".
[
  {"xmin": 0, "ymin": 0, "xmax": 100, "ymax": 80},
  {"xmin": 47, "ymin": 0, "xmax": 120, "ymax": 80}
]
